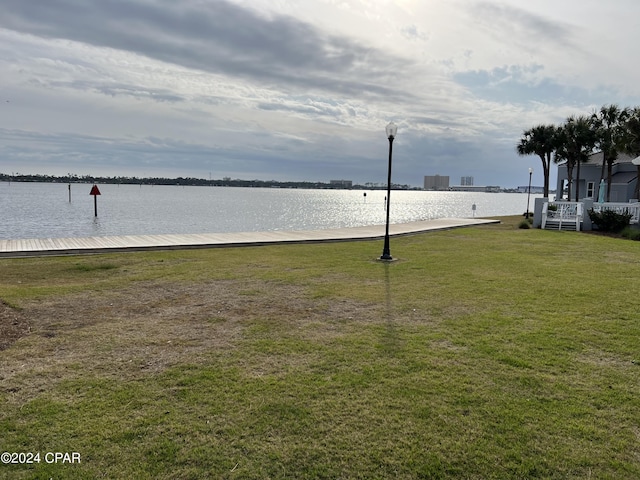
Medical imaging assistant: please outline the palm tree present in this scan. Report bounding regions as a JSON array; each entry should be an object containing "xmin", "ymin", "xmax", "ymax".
[
  {"xmin": 553, "ymin": 132, "xmax": 575, "ymax": 201},
  {"xmin": 555, "ymin": 115, "xmax": 597, "ymax": 201},
  {"xmin": 591, "ymin": 105, "xmax": 629, "ymax": 201},
  {"xmin": 516, "ymin": 124, "xmax": 559, "ymax": 198},
  {"xmin": 620, "ymin": 106, "xmax": 640, "ymax": 200}
]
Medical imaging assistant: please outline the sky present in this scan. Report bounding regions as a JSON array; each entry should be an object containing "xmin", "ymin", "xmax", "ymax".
[{"xmin": 2, "ymin": 0, "xmax": 640, "ymax": 188}]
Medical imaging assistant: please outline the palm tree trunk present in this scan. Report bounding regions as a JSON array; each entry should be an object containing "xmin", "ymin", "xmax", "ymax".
[
  {"xmin": 574, "ymin": 159, "xmax": 581, "ymax": 202},
  {"xmin": 543, "ymin": 153, "xmax": 551, "ymax": 198},
  {"xmin": 566, "ymin": 164, "xmax": 574, "ymax": 201},
  {"xmin": 606, "ymin": 160, "xmax": 614, "ymax": 202}
]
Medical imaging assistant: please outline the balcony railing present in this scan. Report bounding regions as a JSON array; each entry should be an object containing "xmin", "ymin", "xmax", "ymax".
[
  {"xmin": 542, "ymin": 202, "xmax": 583, "ymax": 231},
  {"xmin": 591, "ymin": 202, "xmax": 640, "ymax": 224}
]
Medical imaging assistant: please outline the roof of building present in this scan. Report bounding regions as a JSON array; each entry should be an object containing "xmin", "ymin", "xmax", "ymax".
[
  {"xmin": 610, "ymin": 171, "xmax": 638, "ymax": 184},
  {"xmin": 557, "ymin": 151, "xmax": 639, "ymax": 169},
  {"xmin": 587, "ymin": 151, "xmax": 637, "ymax": 165}
]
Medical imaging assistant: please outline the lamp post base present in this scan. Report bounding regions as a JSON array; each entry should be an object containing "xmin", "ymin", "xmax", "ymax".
[{"xmin": 379, "ymin": 253, "xmax": 393, "ymax": 261}]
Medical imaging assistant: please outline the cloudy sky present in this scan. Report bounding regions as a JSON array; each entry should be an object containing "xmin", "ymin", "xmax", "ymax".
[{"xmin": 2, "ymin": 0, "xmax": 640, "ymax": 188}]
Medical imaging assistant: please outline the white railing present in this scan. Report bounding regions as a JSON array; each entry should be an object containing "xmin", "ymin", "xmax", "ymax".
[
  {"xmin": 591, "ymin": 202, "xmax": 640, "ymax": 224},
  {"xmin": 542, "ymin": 202, "xmax": 583, "ymax": 231}
]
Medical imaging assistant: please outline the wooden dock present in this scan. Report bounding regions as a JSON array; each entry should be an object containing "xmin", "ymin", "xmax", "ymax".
[{"xmin": 0, "ymin": 218, "xmax": 499, "ymax": 258}]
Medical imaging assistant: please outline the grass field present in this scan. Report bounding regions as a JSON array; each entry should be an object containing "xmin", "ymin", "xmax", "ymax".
[{"xmin": 1, "ymin": 216, "xmax": 639, "ymax": 479}]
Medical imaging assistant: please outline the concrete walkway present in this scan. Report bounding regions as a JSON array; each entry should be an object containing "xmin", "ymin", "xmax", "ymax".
[{"xmin": 0, "ymin": 218, "xmax": 499, "ymax": 258}]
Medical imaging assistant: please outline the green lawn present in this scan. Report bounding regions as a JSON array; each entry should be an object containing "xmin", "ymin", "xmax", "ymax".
[{"xmin": 1, "ymin": 217, "xmax": 639, "ymax": 479}]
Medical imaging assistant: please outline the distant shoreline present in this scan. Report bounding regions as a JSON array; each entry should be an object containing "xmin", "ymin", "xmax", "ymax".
[
  {"xmin": 0, "ymin": 173, "xmax": 415, "ymax": 191},
  {"xmin": 0, "ymin": 174, "xmax": 537, "ymax": 193}
]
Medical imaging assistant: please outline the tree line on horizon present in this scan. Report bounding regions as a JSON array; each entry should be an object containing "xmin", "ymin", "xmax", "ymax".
[
  {"xmin": 0, "ymin": 173, "xmax": 415, "ymax": 190},
  {"xmin": 517, "ymin": 104, "xmax": 640, "ymax": 201}
]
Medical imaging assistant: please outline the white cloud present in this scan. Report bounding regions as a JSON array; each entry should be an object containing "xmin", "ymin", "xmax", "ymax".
[{"xmin": 0, "ymin": 0, "xmax": 639, "ymax": 188}]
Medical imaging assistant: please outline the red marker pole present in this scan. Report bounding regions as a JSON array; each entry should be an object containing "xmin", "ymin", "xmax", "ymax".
[{"xmin": 89, "ymin": 184, "xmax": 101, "ymax": 217}]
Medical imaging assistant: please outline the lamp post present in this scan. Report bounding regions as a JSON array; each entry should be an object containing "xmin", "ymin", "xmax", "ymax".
[
  {"xmin": 526, "ymin": 167, "xmax": 533, "ymax": 219},
  {"xmin": 380, "ymin": 122, "xmax": 397, "ymax": 260}
]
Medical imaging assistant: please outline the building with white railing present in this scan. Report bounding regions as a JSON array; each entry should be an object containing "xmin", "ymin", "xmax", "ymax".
[
  {"xmin": 534, "ymin": 199, "xmax": 640, "ymax": 231},
  {"xmin": 538, "ymin": 150, "xmax": 639, "ymax": 231},
  {"xmin": 555, "ymin": 152, "xmax": 638, "ymax": 203}
]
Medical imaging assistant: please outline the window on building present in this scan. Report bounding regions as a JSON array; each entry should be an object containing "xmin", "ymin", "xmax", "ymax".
[{"xmin": 587, "ymin": 182, "xmax": 594, "ymax": 198}]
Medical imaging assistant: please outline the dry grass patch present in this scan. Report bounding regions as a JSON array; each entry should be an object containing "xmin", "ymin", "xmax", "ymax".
[
  {"xmin": 0, "ymin": 301, "xmax": 30, "ymax": 351},
  {"xmin": 0, "ymin": 278, "xmax": 382, "ymax": 407}
]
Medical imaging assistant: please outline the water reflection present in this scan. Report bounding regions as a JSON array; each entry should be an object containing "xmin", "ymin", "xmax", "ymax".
[
  {"xmin": 91, "ymin": 217, "xmax": 103, "ymax": 236},
  {"xmin": 1, "ymin": 182, "xmax": 545, "ymax": 240}
]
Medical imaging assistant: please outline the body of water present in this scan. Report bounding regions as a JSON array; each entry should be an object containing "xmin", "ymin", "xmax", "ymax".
[{"xmin": 1, "ymin": 182, "xmax": 545, "ymax": 240}]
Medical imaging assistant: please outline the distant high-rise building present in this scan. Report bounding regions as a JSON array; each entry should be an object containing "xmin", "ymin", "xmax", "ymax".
[
  {"xmin": 460, "ymin": 176, "xmax": 474, "ymax": 186},
  {"xmin": 330, "ymin": 180, "xmax": 353, "ymax": 188},
  {"xmin": 424, "ymin": 175, "xmax": 450, "ymax": 190}
]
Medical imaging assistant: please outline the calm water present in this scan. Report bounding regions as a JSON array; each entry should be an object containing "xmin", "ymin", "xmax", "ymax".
[{"xmin": 0, "ymin": 182, "xmax": 543, "ymax": 240}]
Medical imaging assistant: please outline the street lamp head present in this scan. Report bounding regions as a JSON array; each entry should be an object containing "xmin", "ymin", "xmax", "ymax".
[
  {"xmin": 529, "ymin": 167, "xmax": 533, "ymax": 174},
  {"xmin": 386, "ymin": 122, "xmax": 398, "ymax": 139}
]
